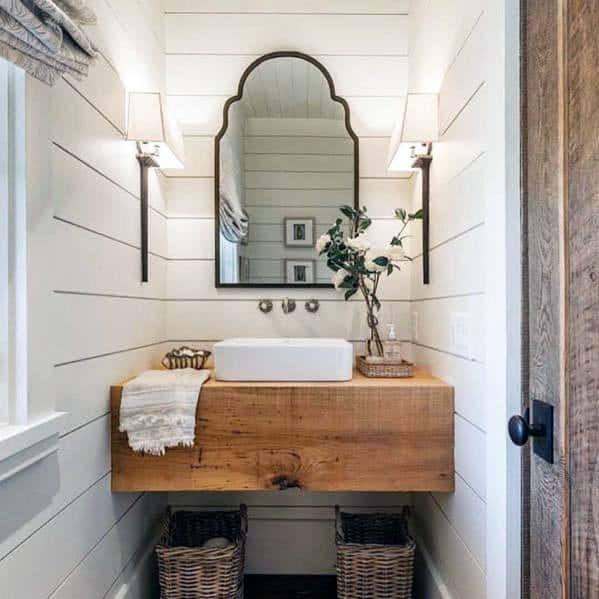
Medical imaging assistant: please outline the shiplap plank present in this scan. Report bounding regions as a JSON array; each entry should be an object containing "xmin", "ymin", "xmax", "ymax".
[
  {"xmin": 164, "ymin": 178, "xmax": 412, "ymax": 218},
  {"xmin": 432, "ymin": 83, "xmax": 486, "ymax": 187},
  {"xmin": 412, "ymin": 294, "xmax": 485, "ymax": 363},
  {"xmin": 439, "ymin": 11, "xmax": 486, "ymax": 134},
  {"xmin": 245, "ymin": 117, "xmax": 348, "ymax": 137},
  {"xmin": 411, "ymin": 344, "xmax": 485, "ymax": 432},
  {"xmin": 168, "ymin": 217, "xmax": 414, "ymax": 261},
  {"xmin": 53, "ymin": 295, "xmax": 165, "ymax": 366},
  {"xmin": 166, "ymin": 55, "xmax": 408, "ymax": 97},
  {"xmin": 166, "ymin": 260, "xmax": 409, "ymax": 301},
  {"xmin": 51, "ymin": 79, "xmax": 138, "ymax": 197},
  {"xmin": 56, "ymin": 344, "xmax": 167, "ymax": 435},
  {"xmin": 429, "ymin": 152, "xmax": 486, "ymax": 247},
  {"xmin": 408, "ymin": 0, "xmax": 484, "ymax": 95},
  {"xmin": 414, "ymin": 493, "xmax": 486, "ymax": 599},
  {"xmin": 360, "ymin": 137, "xmax": 408, "ymax": 179},
  {"xmin": 0, "ymin": 476, "xmax": 139, "ymax": 599},
  {"xmin": 245, "ymin": 154, "xmax": 354, "ymax": 173},
  {"xmin": 84, "ymin": 0, "xmax": 164, "ymax": 92},
  {"xmin": 168, "ymin": 219, "xmax": 215, "ymax": 259},
  {"xmin": 246, "ymin": 171, "xmax": 354, "ymax": 190},
  {"xmin": 0, "ymin": 416, "xmax": 111, "ymax": 561},
  {"xmin": 49, "ymin": 493, "xmax": 164, "ymax": 599},
  {"xmin": 54, "ymin": 219, "xmax": 166, "ymax": 298},
  {"xmin": 411, "ymin": 226, "xmax": 485, "ymax": 300},
  {"xmin": 166, "ymin": 299, "xmax": 409, "ymax": 341},
  {"xmin": 245, "ymin": 135, "xmax": 355, "ymax": 155},
  {"xmin": 169, "ymin": 95, "xmax": 402, "ymax": 138},
  {"xmin": 164, "ymin": 1, "xmax": 410, "ymax": 14},
  {"xmin": 165, "ymin": 14, "xmax": 408, "ymax": 56},
  {"xmin": 163, "ymin": 137, "xmax": 213, "ymax": 177},
  {"xmin": 455, "ymin": 415, "xmax": 486, "ymax": 500},
  {"xmin": 433, "ymin": 475, "xmax": 486, "ymax": 570},
  {"xmin": 64, "ymin": 55, "xmax": 126, "ymax": 133}
]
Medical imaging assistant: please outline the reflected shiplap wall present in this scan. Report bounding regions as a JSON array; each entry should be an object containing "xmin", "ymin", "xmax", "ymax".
[
  {"xmin": 163, "ymin": 0, "xmax": 414, "ymax": 574},
  {"xmin": 0, "ymin": 2, "xmax": 167, "ymax": 598}
]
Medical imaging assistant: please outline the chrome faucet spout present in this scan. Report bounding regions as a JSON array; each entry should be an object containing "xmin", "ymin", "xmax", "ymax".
[{"xmin": 282, "ymin": 297, "xmax": 296, "ymax": 314}]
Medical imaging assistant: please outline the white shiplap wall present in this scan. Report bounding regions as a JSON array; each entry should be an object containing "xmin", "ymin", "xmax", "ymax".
[
  {"xmin": 409, "ymin": 3, "xmax": 489, "ymax": 599},
  {"xmin": 163, "ymin": 0, "xmax": 414, "ymax": 574},
  {"xmin": 0, "ymin": 2, "xmax": 167, "ymax": 598}
]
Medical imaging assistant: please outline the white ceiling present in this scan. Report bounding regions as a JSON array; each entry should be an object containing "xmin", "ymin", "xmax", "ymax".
[{"xmin": 240, "ymin": 57, "xmax": 345, "ymax": 120}]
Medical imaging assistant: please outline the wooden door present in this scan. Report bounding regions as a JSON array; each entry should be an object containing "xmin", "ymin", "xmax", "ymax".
[{"xmin": 520, "ymin": 1, "xmax": 599, "ymax": 597}]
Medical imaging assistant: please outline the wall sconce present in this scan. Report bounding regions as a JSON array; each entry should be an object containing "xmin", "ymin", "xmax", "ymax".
[
  {"xmin": 388, "ymin": 93, "xmax": 438, "ymax": 284},
  {"xmin": 127, "ymin": 92, "xmax": 184, "ymax": 282}
]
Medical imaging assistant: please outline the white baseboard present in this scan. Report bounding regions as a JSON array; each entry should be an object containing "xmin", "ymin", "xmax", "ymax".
[
  {"xmin": 106, "ymin": 527, "xmax": 162, "ymax": 599},
  {"xmin": 413, "ymin": 529, "xmax": 455, "ymax": 599}
]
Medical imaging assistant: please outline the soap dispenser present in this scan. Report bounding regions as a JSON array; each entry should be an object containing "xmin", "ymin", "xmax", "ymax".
[{"xmin": 384, "ymin": 323, "xmax": 402, "ymax": 362}]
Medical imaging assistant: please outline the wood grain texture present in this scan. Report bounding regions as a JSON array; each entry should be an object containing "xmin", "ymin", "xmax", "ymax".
[
  {"xmin": 566, "ymin": 1, "xmax": 599, "ymax": 596},
  {"xmin": 111, "ymin": 370, "xmax": 454, "ymax": 493},
  {"xmin": 524, "ymin": 0, "xmax": 569, "ymax": 597}
]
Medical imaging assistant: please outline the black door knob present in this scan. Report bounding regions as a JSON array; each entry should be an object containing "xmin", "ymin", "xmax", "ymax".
[{"xmin": 508, "ymin": 408, "xmax": 545, "ymax": 446}]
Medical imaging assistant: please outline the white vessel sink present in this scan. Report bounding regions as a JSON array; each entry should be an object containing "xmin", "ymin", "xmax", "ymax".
[{"xmin": 214, "ymin": 338, "xmax": 353, "ymax": 382}]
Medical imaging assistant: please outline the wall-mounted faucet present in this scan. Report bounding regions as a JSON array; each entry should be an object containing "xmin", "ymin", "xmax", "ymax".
[{"xmin": 282, "ymin": 298, "xmax": 296, "ymax": 314}]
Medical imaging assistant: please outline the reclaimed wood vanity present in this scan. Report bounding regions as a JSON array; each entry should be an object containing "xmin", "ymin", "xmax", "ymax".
[{"xmin": 111, "ymin": 370, "xmax": 454, "ymax": 493}]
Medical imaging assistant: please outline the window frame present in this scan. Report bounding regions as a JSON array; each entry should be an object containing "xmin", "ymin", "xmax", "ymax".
[{"xmin": 0, "ymin": 59, "xmax": 64, "ymax": 481}]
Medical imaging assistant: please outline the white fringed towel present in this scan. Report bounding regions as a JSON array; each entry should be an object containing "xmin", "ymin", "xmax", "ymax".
[{"xmin": 119, "ymin": 369, "xmax": 210, "ymax": 456}]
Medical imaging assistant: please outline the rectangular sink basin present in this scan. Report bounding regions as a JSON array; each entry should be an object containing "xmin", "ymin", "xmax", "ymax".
[{"xmin": 214, "ymin": 338, "xmax": 353, "ymax": 382}]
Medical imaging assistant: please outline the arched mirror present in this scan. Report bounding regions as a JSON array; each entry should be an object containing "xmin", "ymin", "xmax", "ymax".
[{"xmin": 215, "ymin": 51, "xmax": 359, "ymax": 288}]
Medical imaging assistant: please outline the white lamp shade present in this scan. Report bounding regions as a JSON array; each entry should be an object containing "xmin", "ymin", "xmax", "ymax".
[
  {"xmin": 127, "ymin": 92, "xmax": 185, "ymax": 169},
  {"xmin": 388, "ymin": 93, "xmax": 438, "ymax": 171}
]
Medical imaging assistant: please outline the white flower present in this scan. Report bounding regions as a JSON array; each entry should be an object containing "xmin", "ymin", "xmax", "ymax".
[
  {"xmin": 364, "ymin": 247, "xmax": 389, "ymax": 272},
  {"xmin": 316, "ymin": 233, "xmax": 331, "ymax": 254},
  {"xmin": 346, "ymin": 234, "xmax": 371, "ymax": 253},
  {"xmin": 333, "ymin": 268, "xmax": 350, "ymax": 289},
  {"xmin": 386, "ymin": 244, "xmax": 405, "ymax": 262}
]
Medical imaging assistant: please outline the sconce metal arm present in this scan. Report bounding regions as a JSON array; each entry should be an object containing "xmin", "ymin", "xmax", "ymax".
[
  {"xmin": 412, "ymin": 154, "xmax": 432, "ymax": 285},
  {"xmin": 136, "ymin": 150, "xmax": 159, "ymax": 283}
]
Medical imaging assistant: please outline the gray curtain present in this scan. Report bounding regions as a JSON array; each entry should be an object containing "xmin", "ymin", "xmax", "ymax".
[{"xmin": 0, "ymin": 0, "xmax": 97, "ymax": 85}]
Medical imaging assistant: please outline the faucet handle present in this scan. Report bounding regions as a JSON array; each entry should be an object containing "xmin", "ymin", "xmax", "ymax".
[
  {"xmin": 282, "ymin": 298, "xmax": 296, "ymax": 314},
  {"xmin": 258, "ymin": 299, "xmax": 273, "ymax": 314}
]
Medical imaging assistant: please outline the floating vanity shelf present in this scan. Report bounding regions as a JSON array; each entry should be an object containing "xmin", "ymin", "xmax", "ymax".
[{"xmin": 111, "ymin": 370, "xmax": 454, "ymax": 493}]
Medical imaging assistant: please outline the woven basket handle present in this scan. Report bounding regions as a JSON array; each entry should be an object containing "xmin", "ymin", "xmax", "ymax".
[
  {"xmin": 334, "ymin": 505, "xmax": 344, "ymax": 542},
  {"xmin": 239, "ymin": 504, "xmax": 249, "ymax": 535}
]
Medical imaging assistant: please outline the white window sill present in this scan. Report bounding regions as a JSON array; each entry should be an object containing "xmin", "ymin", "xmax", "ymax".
[{"xmin": 0, "ymin": 412, "xmax": 67, "ymax": 482}]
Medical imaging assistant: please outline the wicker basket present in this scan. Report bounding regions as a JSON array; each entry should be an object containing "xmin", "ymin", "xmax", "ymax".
[
  {"xmin": 356, "ymin": 355, "xmax": 414, "ymax": 378},
  {"xmin": 335, "ymin": 506, "xmax": 415, "ymax": 599},
  {"xmin": 156, "ymin": 505, "xmax": 247, "ymax": 599}
]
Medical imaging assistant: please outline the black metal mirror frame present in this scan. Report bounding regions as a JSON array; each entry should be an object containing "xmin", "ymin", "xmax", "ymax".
[{"xmin": 214, "ymin": 50, "xmax": 360, "ymax": 289}]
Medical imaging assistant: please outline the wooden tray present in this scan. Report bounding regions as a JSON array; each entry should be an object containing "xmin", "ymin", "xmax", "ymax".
[{"xmin": 356, "ymin": 356, "xmax": 414, "ymax": 378}]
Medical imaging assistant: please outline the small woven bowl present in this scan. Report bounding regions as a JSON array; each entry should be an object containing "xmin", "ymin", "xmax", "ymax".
[{"xmin": 161, "ymin": 346, "xmax": 211, "ymax": 370}]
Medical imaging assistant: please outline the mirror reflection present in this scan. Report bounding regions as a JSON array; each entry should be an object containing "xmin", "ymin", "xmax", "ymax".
[{"xmin": 216, "ymin": 55, "xmax": 357, "ymax": 287}]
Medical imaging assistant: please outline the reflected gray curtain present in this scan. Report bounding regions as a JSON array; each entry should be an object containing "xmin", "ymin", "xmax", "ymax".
[
  {"xmin": 219, "ymin": 133, "xmax": 249, "ymax": 244},
  {"xmin": 0, "ymin": 0, "xmax": 97, "ymax": 85},
  {"xmin": 219, "ymin": 193, "xmax": 249, "ymax": 244}
]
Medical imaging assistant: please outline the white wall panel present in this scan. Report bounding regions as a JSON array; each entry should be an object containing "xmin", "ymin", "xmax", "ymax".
[
  {"xmin": 0, "ymin": 416, "xmax": 111, "ymax": 561},
  {"xmin": 51, "ymin": 79, "xmax": 138, "ymax": 197},
  {"xmin": 164, "ymin": 1, "xmax": 410, "ymax": 14},
  {"xmin": 0, "ymin": 476, "xmax": 138, "ymax": 599},
  {"xmin": 54, "ymin": 295, "xmax": 165, "ymax": 366},
  {"xmin": 165, "ymin": 14, "xmax": 408, "ymax": 56},
  {"xmin": 167, "ymin": 55, "xmax": 408, "ymax": 98},
  {"xmin": 6, "ymin": 4, "xmax": 168, "ymax": 599},
  {"xmin": 167, "ymin": 299, "xmax": 409, "ymax": 341},
  {"xmin": 64, "ymin": 56, "xmax": 126, "ymax": 134},
  {"xmin": 49, "ymin": 493, "xmax": 164, "ymax": 599},
  {"xmin": 413, "ymin": 493, "xmax": 486, "ymax": 599}
]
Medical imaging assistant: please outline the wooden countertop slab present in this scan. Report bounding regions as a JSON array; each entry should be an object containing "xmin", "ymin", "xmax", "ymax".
[{"xmin": 111, "ymin": 369, "xmax": 454, "ymax": 493}]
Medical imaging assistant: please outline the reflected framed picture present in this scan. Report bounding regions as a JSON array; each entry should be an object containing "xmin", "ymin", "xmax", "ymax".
[
  {"xmin": 285, "ymin": 259, "xmax": 315, "ymax": 284},
  {"xmin": 284, "ymin": 217, "xmax": 315, "ymax": 247}
]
